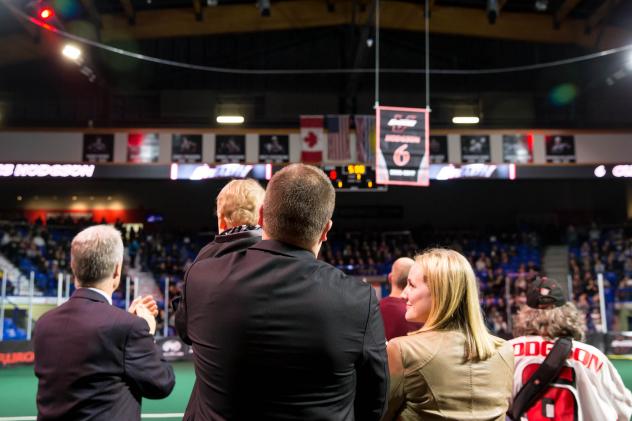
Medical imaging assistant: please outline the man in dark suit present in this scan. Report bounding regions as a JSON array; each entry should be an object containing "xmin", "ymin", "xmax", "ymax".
[
  {"xmin": 175, "ymin": 178, "xmax": 265, "ymax": 344},
  {"xmin": 34, "ymin": 225, "xmax": 175, "ymax": 421},
  {"xmin": 182, "ymin": 164, "xmax": 388, "ymax": 420}
]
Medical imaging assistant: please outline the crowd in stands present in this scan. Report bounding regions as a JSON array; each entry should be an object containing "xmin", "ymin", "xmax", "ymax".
[{"xmin": 6, "ymin": 217, "xmax": 632, "ymax": 339}]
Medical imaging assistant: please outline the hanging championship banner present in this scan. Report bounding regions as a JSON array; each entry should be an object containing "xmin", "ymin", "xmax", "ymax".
[
  {"xmin": 215, "ymin": 135, "xmax": 246, "ymax": 163},
  {"xmin": 460, "ymin": 135, "xmax": 491, "ymax": 163},
  {"xmin": 503, "ymin": 134, "xmax": 533, "ymax": 163},
  {"xmin": 429, "ymin": 135, "xmax": 448, "ymax": 164},
  {"xmin": 83, "ymin": 134, "xmax": 114, "ymax": 163},
  {"xmin": 258, "ymin": 135, "xmax": 289, "ymax": 163},
  {"xmin": 172, "ymin": 134, "xmax": 202, "ymax": 163},
  {"xmin": 376, "ymin": 106, "xmax": 429, "ymax": 186},
  {"xmin": 545, "ymin": 135, "xmax": 576, "ymax": 163},
  {"xmin": 128, "ymin": 133, "xmax": 159, "ymax": 163}
]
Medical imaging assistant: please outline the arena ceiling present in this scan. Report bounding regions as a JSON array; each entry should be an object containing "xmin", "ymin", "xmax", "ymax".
[{"xmin": 0, "ymin": 0, "xmax": 630, "ymax": 128}]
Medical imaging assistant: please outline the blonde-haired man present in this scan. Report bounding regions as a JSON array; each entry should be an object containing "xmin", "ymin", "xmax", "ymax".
[{"xmin": 175, "ymin": 178, "xmax": 265, "ymax": 344}]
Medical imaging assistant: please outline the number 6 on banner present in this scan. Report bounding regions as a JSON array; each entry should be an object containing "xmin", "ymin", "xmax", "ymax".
[{"xmin": 393, "ymin": 144, "xmax": 411, "ymax": 167}]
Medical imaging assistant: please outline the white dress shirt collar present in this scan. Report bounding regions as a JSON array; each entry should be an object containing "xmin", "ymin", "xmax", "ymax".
[{"xmin": 86, "ymin": 287, "xmax": 113, "ymax": 305}]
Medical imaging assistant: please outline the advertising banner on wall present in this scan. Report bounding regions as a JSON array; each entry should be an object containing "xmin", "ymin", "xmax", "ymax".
[
  {"xmin": 83, "ymin": 134, "xmax": 114, "ymax": 163},
  {"xmin": 215, "ymin": 135, "xmax": 246, "ymax": 163},
  {"xmin": 171, "ymin": 134, "xmax": 202, "ymax": 163},
  {"xmin": 127, "ymin": 133, "xmax": 160, "ymax": 163},
  {"xmin": 258, "ymin": 135, "xmax": 289, "ymax": 163},
  {"xmin": 0, "ymin": 340, "xmax": 34, "ymax": 369},
  {"xmin": 375, "ymin": 106, "xmax": 429, "ymax": 186},
  {"xmin": 545, "ymin": 135, "xmax": 576, "ymax": 163},
  {"xmin": 503, "ymin": 134, "xmax": 533, "ymax": 163},
  {"xmin": 460, "ymin": 135, "xmax": 491, "ymax": 163},
  {"xmin": 429, "ymin": 135, "xmax": 448, "ymax": 164}
]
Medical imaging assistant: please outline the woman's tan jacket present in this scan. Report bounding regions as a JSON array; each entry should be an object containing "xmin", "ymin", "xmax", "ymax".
[{"xmin": 383, "ymin": 329, "xmax": 514, "ymax": 421}]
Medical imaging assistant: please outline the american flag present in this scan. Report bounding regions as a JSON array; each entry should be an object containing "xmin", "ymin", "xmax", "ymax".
[
  {"xmin": 354, "ymin": 115, "xmax": 375, "ymax": 164},
  {"xmin": 326, "ymin": 115, "xmax": 350, "ymax": 161}
]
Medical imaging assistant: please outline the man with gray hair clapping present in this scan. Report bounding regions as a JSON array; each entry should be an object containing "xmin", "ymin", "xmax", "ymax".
[{"xmin": 34, "ymin": 225, "xmax": 175, "ymax": 421}]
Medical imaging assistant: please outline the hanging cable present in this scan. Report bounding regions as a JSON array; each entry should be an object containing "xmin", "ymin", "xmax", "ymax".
[{"xmin": 4, "ymin": 0, "xmax": 632, "ymax": 76}]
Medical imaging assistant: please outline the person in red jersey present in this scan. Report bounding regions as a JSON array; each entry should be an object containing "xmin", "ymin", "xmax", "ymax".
[
  {"xmin": 380, "ymin": 257, "xmax": 422, "ymax": 341},
  {"xmin": 509, "ymin": 276, "xmax": 632, "ymax": 421}
]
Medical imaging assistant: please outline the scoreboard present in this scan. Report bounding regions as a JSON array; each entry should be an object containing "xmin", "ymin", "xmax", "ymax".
[{"xmin": 323, "ymin": 165, "xmax": 386, "ymax": 191}]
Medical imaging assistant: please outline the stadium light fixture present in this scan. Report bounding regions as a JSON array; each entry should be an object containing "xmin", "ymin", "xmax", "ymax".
[
  {"xmin": 452, "ymin": 116, "xmax": 480, "ymax": 124},
  {"xmin": 216, "ymin": 115, "xmax": 245, "ymax": 124},
  {"xmin": 62, "ymin": 44, "xmax": 82, "ymax": 61},
  {"xmin": 625, "ymin": 53, "xmax": 632, "ymax": 71},
  {"xmin": 38, "ymin": 6, "xmax": 55, "ymax": 20}
]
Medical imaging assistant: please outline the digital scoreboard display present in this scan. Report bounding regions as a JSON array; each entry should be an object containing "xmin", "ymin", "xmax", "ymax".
[{"xmin": 323, "ymin": 165, "xmax": 387, "ymax": 191}]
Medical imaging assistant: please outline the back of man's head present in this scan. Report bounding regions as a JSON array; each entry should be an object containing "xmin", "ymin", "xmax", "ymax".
[
  {"xmin": 263, "ymin": 164, "xmax": 335, "ymax": 250},
  {"xmin": 216, "ymin": 178, "xmax": 265, "ymax": 228},
  {"xmin": 389, "ymin": 257, "xmax": 414, "ymax": 291},
  {"xmin": 71, "ymin": 225, "xmax": 124, "ymax": 288}
]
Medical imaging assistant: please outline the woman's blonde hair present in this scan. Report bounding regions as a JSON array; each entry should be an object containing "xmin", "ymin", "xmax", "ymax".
[
  {"xmin": 216, "ymin": 179, "xmax": 265, "ymax": 227},
  {"xmin": 416, "ymin": 248, "xmax": 503, "ymax": 361},
  {"xmin": 512, "ymin": 303, "xmax": 585, "ymax": 341}
]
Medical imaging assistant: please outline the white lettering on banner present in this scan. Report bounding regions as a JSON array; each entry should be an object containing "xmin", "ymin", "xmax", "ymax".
[
  {"xmin": 387, "ymin": 118, "xmax": 417, "ymax": 128},
  {"xmin": 612, "ymin": 165, "xmax": 632, "ymax": 178},
  {"xmin": 512, "ymin": 340, "xmax": 604, "ymax": 373},
  {"xmin": 0, "ymin": 164, "xmax": 15, "ymax": 177},
  {"xmin": 384, "ymin": 135, "xmax": 421, "ymax": 143},
  {"xmin": 435, "ymin": 164, "xmax": 497, "ymax": 180},
  {"xmin": 0, "ymin": 164, "xmax": 95, "ymax": 178},
  {"xmin": 189, "ymin": 164, "xmax": 253, "ymax": 180},
  {"xmin": 389, "ymin": 169, "xmax": 416, "ymax": 176}
]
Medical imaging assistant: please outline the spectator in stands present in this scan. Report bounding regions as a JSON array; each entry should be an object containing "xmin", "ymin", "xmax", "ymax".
[
  {"xmin": 34, "ymin": 225, "xmax": 174, "ymax": 420},
  {"xmin": 181, "ymin": 164, "xmax": 387, "ymax": 420},
  {"xmin": 509, "ymin": 277, "xmax": 632, "ymax": 420},
  {"xmin": 174, "ymin": 178, "xmax": 265, "ymax": 344},
  {"xmin": 380, "ymin": 257, "xmax": 421, "ymax": 340},
  {"xmin": 384, "ymin": 248, "xmax": 514, "ymax": 420}
]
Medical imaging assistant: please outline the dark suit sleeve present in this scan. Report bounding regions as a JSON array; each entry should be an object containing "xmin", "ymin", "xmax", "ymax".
[
  {"xmin": 124, "ymin": 317, "xmax": 176, "ymax": 399},
  {"xmin": 354, "ymin": 286, "xmax": 389, "ymax": 421},
  {"xmin": 174, "ymin": 278, "xmax": 190, "ymax": 345}
]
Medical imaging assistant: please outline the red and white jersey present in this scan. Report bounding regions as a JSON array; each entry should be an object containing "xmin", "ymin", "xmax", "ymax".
[{"xmin": 508, "ymin": 335, "xmax": 632, "ymax": 421}]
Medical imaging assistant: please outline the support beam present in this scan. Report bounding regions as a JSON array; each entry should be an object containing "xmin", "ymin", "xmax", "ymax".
[
  {"xmin": 425, "ymin": 0, "xmax": 435, "ymax": 18},
  {"xmin": 119, "ymin": 0, "xmax": 135, "ymax": 25},
  {"xmin": 79, "ymin": 0, "xmax": 102, "ymax": 39},
  {"xmin": 555, "ymin": 0, "xmax": 581, "ymax": 26},
  {"xmin": 193, "ymin": 0, "xmax": 203, "ymax": 21},
  {"xmin": 586, "ymin": 0, "xmax": 621, "ymax": 34}
]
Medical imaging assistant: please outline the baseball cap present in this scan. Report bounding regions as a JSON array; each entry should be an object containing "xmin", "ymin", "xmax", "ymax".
[{"xmin": 527, "ymin": 277, "xmax": 566, "ymax": 309}]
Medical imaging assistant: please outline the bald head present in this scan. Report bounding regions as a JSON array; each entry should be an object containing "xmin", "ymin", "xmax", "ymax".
[{"xmin": 389, "ymin": 257, "xmax": 415, "ymax": 292}]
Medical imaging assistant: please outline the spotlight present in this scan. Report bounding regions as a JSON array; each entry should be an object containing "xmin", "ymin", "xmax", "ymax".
[
  {"xmin": 534, "ymin": 0, "xmax": 548, "ymax": 12},
  {"xmin": 452, "ymin": 116, "xmax": 480, "ymax": 124},
  {"xmin": 38, "ymin": 6, "xmax": 54, "ymax": 20},
  {"xmin": 486, "ymin": 0, "xmax": 498, "ymax": 24},
  {"xmin": 62, "ymin": 44, "xmax": 82, "ymax": 61},
  {"xmin": 625, "ymin": 53, "xmax": 632, "ymax": 71},
  {"xmin": 216, "ymin": 115, "xmax": 245, "ymax": 124}
]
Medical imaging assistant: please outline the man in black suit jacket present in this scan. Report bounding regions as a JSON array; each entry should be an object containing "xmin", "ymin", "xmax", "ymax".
[
  {"xmin": 182, "ymin": 164, "xmax": 388, "ymax": 420},
  {"xmin": 175, "ymin": 178, "xmax": 265, "ymax": 344},
  {"xmin": 34, "ymin": 225, "xmax": 175, "ymax": 421}
]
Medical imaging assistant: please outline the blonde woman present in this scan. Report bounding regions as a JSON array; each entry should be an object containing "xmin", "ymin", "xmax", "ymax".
[{"xmin": 384, "ymin": 248, "xmax": 514, "ymax": 421}]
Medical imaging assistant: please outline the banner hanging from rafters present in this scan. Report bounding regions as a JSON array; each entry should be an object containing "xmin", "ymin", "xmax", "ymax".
[{"xmin": 375, "ymin": 106, "xmax": 429, "ymax": 186}]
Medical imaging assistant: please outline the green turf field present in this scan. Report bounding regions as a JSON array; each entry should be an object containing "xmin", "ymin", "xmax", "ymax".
[{"xmin": 1, "ymin": 359, "xmax": 632, "ymax": 420}]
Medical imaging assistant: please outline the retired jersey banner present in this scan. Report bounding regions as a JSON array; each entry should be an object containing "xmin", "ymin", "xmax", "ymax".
[
  {"xmin": 375, "ymin": 106, "xmax": 429, "ymax": 186},
  {"xmin": 83, "ymin": 134, "xmax": 114, "ymax": 163},
  {"xmin": 172, "ymin": 134, "xmax": 202, "ymax": 163},
  {"xmin": 258, "ymin": 135, "xmax": 289, "ymax": 163},
  {"xmin": 127, "ymin": 133, "xmax": 159, "ymax": 163},
  {"xmin": 460, "ymin": 135, "xmax": 491, "ymax": 163},
  {"xmin": 215, "ymin": 135, "xmax": 246, "ymax": 163},
  {"xmin": 300, "ymin": 115, "xmax": 325, "ymax": 163},
  {"xmin": 546, "ymin": 135, "xmax": 576, "ymax": 163},
  {"xmin": 429, "ymin": 135, "xmax": 448, "ymax": 164},
  {"xmin": 503, "ymin": 134, "xmax": 532, "ymax": 163}
]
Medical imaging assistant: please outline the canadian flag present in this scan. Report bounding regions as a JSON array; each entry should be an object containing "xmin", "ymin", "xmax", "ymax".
[{"xmin": 300, "ymin": 115, "xmax": 325, "ymax": 163}]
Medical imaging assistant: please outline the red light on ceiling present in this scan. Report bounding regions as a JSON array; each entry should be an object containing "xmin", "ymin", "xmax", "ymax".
[
  {"xmin": 39, "ymin": 7, "xmax": 54, "ymax": 19},
  {"xmin": 328, "ymin": 169, "xmax": 337, "ymax": 181}
]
